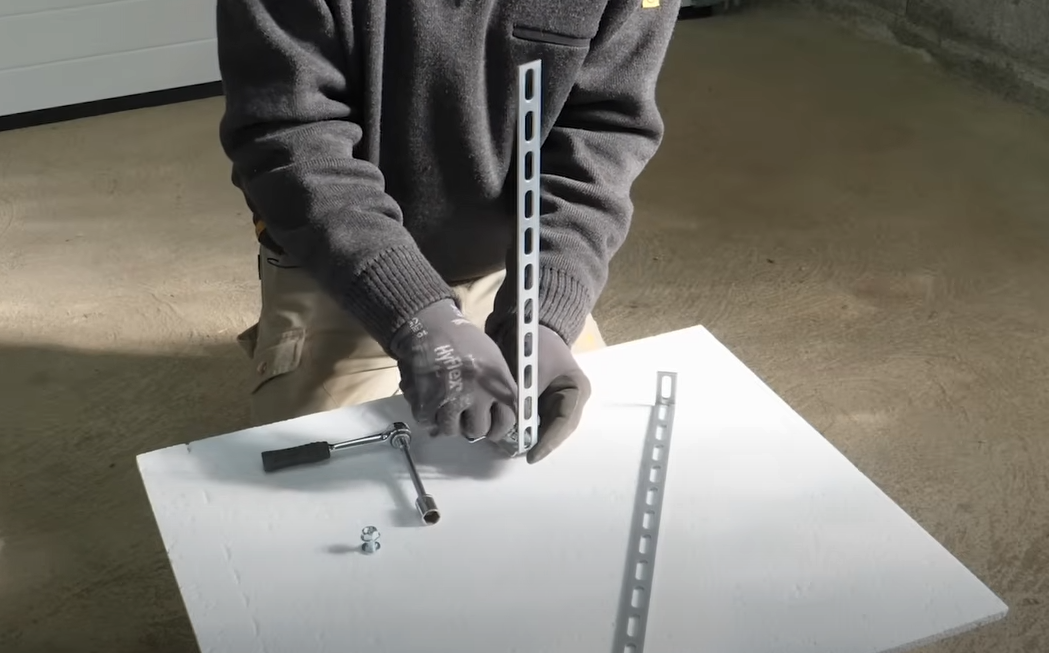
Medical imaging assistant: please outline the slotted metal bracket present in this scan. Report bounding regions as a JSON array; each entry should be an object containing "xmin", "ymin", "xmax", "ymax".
[
  {"xmin": 613, "ymin": 371, "xmax": 678, "ymax": 653},
  {"xmin": 499, "ymin": 58, "xmax": 542, "ymax": 458}
]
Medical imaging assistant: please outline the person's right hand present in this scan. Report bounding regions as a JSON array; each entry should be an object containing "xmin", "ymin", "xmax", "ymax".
[{"xmin": 389, "ymin": 299, "xmax": 517, "ymax": 442}]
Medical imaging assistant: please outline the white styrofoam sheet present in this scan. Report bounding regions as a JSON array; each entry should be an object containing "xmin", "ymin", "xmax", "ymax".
[{"xmin": 137, "ymin": 326, "xmax": 1007, "ymax": 653}]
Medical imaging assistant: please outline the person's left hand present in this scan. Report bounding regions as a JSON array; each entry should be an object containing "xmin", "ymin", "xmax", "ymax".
[{"xmin": 491, "ymin": 324, "xmax": 592, "ymax": 463}]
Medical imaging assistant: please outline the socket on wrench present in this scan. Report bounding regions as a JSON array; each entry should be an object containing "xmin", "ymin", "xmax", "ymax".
[{"xmin": 389, "ymin": 424, "xmax": 440, "ymax": 525}]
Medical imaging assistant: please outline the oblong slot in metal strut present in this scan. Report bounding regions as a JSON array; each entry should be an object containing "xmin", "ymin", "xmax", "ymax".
[
  {"xmin": 612, "ymin": 371, "xmax": 678, "ymax": 653},
  {"xmin": 513, "ymin": 59, "xmax": 542, "ymax": 456}
]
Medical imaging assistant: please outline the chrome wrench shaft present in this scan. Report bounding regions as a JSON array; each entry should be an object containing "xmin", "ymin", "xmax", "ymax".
[{"xmin": 260, "ymin": 424, "xmax": 399, "ymax": 472}]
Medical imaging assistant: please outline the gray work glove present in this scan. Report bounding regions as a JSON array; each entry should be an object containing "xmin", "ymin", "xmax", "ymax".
[
  {"xmin": 489, "ymin": 323, "xmax": 592, "ymax": 464},
  {"xmin": 389, "ymin": 300, "xmax": 517, "ymax": 441}
]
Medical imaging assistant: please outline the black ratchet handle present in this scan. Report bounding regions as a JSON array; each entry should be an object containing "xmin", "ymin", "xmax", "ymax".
[{"xmin": 261, "ymin": 442, "xmax": 331, "ymax": 472}]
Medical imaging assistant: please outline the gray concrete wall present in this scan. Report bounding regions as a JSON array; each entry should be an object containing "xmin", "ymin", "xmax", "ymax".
[{"xmin": 803, "ymin": 0, "xmax": 1049, "ymax": 112}]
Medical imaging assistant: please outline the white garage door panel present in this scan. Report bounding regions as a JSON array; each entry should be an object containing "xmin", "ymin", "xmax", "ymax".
[
  {"xmin": 0, "ymin": 39, "xmax": 219, "ymax": 116},
  {"xmin": 0, "ymin": 0, "xmax": 220, "ymax": 117},
  {"xmin": 0, "ymin": 0, "xmax": 127, "ymax": 18},
  {"xmin": 0, "ymin": 0, "xmax": 216, "ymax": 71}
]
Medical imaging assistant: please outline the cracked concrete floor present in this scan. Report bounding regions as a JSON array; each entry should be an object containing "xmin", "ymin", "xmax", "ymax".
[{"xmin": 1, "ymin": 3, "xmax": 1047, "ymax": 652}]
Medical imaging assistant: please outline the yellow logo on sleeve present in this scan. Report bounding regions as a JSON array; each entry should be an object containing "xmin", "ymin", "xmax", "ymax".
[{"xmin": 642, "ymin": 0, "xmax": 660, "ymax": 7}]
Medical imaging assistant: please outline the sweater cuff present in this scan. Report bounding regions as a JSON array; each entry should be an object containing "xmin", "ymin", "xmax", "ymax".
[
  {"xmin": 536, "ymin": 266, "xmax": 593, "ymax": 346},
  {"xmin": 343, "ymin": 244, "xmax": 457, "ymax": 352}
]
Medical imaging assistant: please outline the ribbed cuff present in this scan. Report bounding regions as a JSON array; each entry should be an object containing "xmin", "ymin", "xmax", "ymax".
[
  {"xmin": 485, "ymin": 265, "xmax": 594, "ymax": 350},
  {"xmin": 342, "ymin": 245, "xmax": 457, "ymax": 352},
  {"xmin": 536, "ymin": 266, "xmax": 592, "ymax": 346}
]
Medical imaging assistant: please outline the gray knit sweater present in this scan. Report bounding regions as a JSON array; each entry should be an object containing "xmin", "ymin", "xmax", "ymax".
[{"xmin": 216, "ymin": 0, "xmax": 679, "ymax": 350}]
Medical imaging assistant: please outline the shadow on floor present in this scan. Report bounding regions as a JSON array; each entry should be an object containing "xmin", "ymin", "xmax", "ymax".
[{"xmin": 0, "ymin": 342, "xmax": 249, "ymax": 653}]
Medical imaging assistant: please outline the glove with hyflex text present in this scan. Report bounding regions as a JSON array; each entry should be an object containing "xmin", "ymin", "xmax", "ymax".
[
  {"xmin": 389, "ymin": 300, "xmax": 517, "ymax": 441},
  {"xmin": 490, "ymin": 323, "xmax": 593, "ymax": 464}
]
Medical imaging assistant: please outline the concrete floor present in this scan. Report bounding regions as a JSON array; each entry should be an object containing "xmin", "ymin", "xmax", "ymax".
[{"xmin": 1, "ymin": 3, "xmax": 1047, "ymax": 652}]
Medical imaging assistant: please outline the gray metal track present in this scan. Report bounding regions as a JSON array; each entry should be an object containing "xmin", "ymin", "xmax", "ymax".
[
  {"xmin": 509, "ymin": 59, "xmax": 542, "ymax": 456},
  {"xmin": 613, "ymin": 371, "xmax": 679, "ymax": 653}
]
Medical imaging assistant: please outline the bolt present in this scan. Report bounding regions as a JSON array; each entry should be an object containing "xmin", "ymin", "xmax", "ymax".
[{"xmin": 360, "ymin": 526, "xmax": 381, "ymax": 554}]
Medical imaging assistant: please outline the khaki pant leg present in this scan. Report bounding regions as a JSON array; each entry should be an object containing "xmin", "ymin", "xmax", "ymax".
[
  {"xmin": 456, "ymin": 270, "xmax": 608, "ymax": 354},
  {"xmin": 238, "ymin": 247, "xmax": 402, "ymax": 427}
]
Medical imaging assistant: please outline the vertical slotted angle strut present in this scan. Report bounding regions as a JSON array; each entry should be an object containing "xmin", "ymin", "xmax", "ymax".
[
  {"xmin": 501, "ymin": 59, "xmax": 542, "ymax": 457},
  {"xmin": 613, "ymin": 372, "xmax": 679, "ymax": 653}
]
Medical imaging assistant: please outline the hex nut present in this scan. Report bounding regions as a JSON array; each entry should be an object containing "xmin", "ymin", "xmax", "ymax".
[{"xmin": 361, "ymin": 526, "xmax": 381, "ymax": 554}]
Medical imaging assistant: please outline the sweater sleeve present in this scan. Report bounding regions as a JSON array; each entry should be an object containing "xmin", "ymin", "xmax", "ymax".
[
  {"xmin": 491, "ymin": 0, "xmax": 680, "ymax": 345},
  {"xmin": 216, "ymin": 0, "xmax": 456, "ymax": 350}
]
